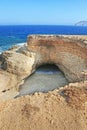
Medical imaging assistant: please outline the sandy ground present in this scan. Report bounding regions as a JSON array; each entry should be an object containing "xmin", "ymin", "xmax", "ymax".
[{"xmin": 0, "ymin": 82, "xmax": 87, "ymax": 130}]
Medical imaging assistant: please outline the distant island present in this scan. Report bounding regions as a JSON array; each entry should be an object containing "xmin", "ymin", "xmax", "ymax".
[{"xmin": 75, "ymin": 21, "xmax": 87, "ymax": 26}]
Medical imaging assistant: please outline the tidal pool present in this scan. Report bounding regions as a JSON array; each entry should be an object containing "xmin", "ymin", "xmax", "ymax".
[{"xmin": 19, "ymin": 64, "xmax": 68, "ymax": 96}]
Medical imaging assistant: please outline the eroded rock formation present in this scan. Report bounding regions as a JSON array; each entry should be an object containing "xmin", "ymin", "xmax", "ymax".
[
  {"xmin": 27, "ymin": 35, "xmax": 87, "ymax": 82},
  {"xmin": 0, "ymin": 35, "xmax": 87, "ymax": 101},
  {"xmin": 0, "ymin": 35, "xmax": 87, "ymax": 130}
]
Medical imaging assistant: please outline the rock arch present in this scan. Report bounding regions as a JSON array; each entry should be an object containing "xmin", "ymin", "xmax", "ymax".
[{"xmin": 27, "ymin": 35, "xmax": 87, "ymax": 82}]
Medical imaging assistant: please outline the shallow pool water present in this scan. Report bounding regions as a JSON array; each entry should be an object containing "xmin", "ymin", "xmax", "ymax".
[{"xmin": 18, "ymin": 64, "xmax": 68, "ymax": 96}]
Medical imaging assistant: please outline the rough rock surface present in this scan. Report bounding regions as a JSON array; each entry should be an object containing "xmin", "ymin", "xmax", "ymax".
[
  {"xmin": 27, "ymin": 35, "xmax": 87, "ymax": 82},
  {"xmin": 0, "ymin": 45, "xmax": 36, "ymax": 100},
  {"xmin": 0, "ymin": 35, "xmax": 87, "ymax": 130}
]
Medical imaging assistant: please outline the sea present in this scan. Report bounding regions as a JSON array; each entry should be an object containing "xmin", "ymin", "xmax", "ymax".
[{"xmin": 0, "ymin": 25, "xmax": 87, "ymax": 53}]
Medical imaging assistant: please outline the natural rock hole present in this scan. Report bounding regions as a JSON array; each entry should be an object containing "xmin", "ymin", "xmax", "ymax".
[{"xmin": 18, "ymin": 64, "xmax": 68, "ymax": 97}]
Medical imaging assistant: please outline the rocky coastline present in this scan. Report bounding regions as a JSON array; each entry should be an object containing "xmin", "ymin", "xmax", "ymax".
[{"xmin": 0, "ymin": 35, "xmax": 87, "ymax": 130}]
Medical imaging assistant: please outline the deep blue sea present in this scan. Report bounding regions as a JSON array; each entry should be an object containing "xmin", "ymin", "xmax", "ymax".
[{"xmin": 0, "ymin": 25, "xmax": 87, "ymax": 52}]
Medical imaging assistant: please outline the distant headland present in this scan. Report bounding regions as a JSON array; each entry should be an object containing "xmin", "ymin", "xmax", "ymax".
[{"xmin": 75, "ymin": 21, "xmax": 87, "ymax": 26}]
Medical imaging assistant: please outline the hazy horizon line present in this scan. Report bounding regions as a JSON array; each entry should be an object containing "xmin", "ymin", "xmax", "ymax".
[{"xmin": 0, "ymin": 24, "xmax": 75, "ymax": 26}]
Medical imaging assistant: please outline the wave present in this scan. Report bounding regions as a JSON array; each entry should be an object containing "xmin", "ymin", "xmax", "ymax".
[
  {"xmin": 16, "ymin": 42, "xmax": 26, "ymax": 46},
  {"xmin": 0, "ymin": 47, "xmax": 3, "ymax": 54},
  {"xmin": 0, "ymin": 42, "xmax": 26, "ymax": 54}
]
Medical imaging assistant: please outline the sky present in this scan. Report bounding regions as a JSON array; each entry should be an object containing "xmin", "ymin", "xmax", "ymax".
[{"xmin": 0, "ymin": 0, "xmax": 87, "ymax": 25}]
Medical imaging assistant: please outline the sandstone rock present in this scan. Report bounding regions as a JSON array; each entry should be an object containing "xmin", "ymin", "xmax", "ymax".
[
  {"xmin": 27, "ymin": 35, "xmax": 87, "ymax": 82},
  {"xmin": 0, "ymin": 70, "xmax": 18, "ymax": 92},
  {"xmin": 1, "ymin": 50, "xmax": 35, "ymax": 79},
  {"xmin": 0, "ymin": 35, "xmax": 87, "ymax": 130},
  {"xmin": 0, "ymin": 35, "xmax": 87, "ymax": 101},
  {"xmin": 0, "ymin": 44, "xmax": 36, "ymax": 100},
  {"xmin": 0, "ymin": 70, "xmax": 19, "ymax": 101}
]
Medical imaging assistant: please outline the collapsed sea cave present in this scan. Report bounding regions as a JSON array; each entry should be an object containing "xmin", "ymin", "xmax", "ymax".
[{"xmin": 18, "ymin": 64, "xmax": 69, "ymax": 97}]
